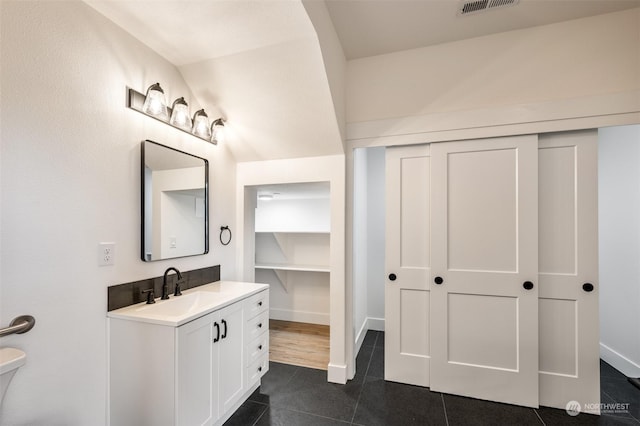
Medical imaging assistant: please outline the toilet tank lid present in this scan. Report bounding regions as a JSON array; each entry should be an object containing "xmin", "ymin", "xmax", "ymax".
[{"xmin": 0, "ymin": 348, "xmax": 26, "ymax": 374}]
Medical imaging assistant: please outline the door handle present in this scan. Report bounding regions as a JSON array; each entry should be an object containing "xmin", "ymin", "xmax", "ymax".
[
  {"xmin": 523, "ymin": 281, "xmax": 534, "ymax": 290},
  {"xmin": 583, "ymin": 283, "xmax": 594, "ymax": 292},
  {"xmin": 388, "ymin": 273, "xmax": 397, "ymax": 281},
  {"xmin": 434, "ymin": 276, "xmax": 444, "ymax": 285},
  {"xmin": 221, "ymin": 319, "xmax": 227, "ymax": 339},
  {"xmin": 213, "ymin": 322, "xmax": 220, "ymax": 343}
]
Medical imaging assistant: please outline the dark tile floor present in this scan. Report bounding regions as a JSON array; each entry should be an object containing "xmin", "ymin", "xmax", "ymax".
[{"xmin": 225, "ymin": 331, "xmax": 640, "ymax": 425}]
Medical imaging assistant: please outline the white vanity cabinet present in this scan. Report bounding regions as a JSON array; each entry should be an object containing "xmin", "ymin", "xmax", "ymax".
[{"xmin": 108, "ymin": 283, "xmax": 269, "ymax": 426}]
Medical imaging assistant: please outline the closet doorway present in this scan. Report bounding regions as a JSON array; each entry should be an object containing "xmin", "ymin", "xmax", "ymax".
[{"xmin": 252, "ymin": 182, "xmax": 331, "ymax": 370}]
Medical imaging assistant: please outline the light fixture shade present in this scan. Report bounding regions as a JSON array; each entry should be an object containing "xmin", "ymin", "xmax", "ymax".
[
  {"xmin": 169, "ymin": 97, "xmax": 192, "ymax": 131},
  {"xmin": 192, "ymin": 109, "xmax": 211, "ymax": 139},
  {"xmin": 211, "ymin": 118, "xmax": 225, "ymax": 144},
  {"xmin": 142, "ymin": 82, "xmax": 168, "ymax": 118}
]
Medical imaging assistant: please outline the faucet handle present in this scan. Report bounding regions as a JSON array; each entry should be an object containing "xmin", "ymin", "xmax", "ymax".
[
  {"xmin": 174, "ymin": 280, "xmax": 183, "ymax": 297},
  {"xmin": 141, "ymin": 289, "xmax": 156, "ymax": 304}
]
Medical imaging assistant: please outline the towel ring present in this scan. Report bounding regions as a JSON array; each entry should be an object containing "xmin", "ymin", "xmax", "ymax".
[{"xmin": 219, "ymin": 226, "xmax": 232, "ymax": 246}]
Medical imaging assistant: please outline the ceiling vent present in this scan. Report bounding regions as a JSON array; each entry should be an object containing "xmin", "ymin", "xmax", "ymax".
[{"xmin": 458, "ymin": 0, "xmax": 519, "ymax": 16}]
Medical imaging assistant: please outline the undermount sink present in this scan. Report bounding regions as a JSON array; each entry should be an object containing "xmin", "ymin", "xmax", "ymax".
[
  {"xmin": 133, "ymin": 291, "xmax": 225, "ymax": 317},
  {"xmin": 108, "ymin": 281, "xmax": 269, "ymax": 327}
]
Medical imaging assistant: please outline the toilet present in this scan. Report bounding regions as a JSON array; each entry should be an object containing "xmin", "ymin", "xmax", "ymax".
[{"xmin": 0, "ymin": 347, "xmax": 26, "ymax": 406}]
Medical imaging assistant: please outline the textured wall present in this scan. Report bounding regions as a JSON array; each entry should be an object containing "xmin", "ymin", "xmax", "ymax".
[{"xmin": 0, "ymin": 2, "xmax": 237, "ymax": 424}]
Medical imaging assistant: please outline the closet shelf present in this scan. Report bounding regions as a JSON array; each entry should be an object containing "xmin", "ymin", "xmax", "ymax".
[{"xmin": 255, "ymin": 263, "xmax": 330, "ymax": 273}]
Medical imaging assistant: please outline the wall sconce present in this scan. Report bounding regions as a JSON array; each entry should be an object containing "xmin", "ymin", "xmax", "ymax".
[
  {"xmin": 211, "ymin": 118, "xmax": 225, "ymax": 144},
  {"xmin": 192, "ymin": 109, "xmax": 211, "ymax": 139},
  {"xmin": 127, "ymin": 83, "xmax": 219, "ymax": 144},
  {"xmin": 169, "ymin": 97, "xmax": 192, "ymax": 131},
  {"xmin": 141, "ymin": 83, "xmax": 168, "ymax": 118}
]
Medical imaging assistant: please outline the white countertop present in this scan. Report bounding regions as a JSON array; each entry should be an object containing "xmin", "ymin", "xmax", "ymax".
[{"xmin": 107, "ymin": 281, "xmax": 269, "ymax": 327}]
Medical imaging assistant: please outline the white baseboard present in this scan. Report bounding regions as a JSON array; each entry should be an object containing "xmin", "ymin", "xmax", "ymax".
[
  {"xmin": 269, "ymin": 308, "xmax": 329, "ymax": 325},
  {"xmin": 355, "ymin": 317, "xmax": 385, "ymax": 356},
  {"xmin": 327, "ymin": 363, "xmax": 347, "ymax": 384},
  {"xmin": 367, "ymin": 317, "xmax": 385, "ymax": 332},
  {"xmin": 600, "ymin": 342, "xmax": 640, "ymax": 377}
]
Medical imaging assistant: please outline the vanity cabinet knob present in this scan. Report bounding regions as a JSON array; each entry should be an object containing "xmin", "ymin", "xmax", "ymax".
[
  {"xmin": 258, "ymin": 366, "xmax": 262, "ymax": 372},
  {"xmin": 434, "ymin": 276, "xmax": 444, "ymax": 285},
  {"xmin": 258, "ymin": 301, "xmax": 263, "ymax": 307},
  {"xmin": 259, "ymin": 345, "xmax": 263, "ymax": 350},
  {"xmin": 523, "ymin": 281, "xmax": 534, "ymax": 290},
  {"xmin": 258, "ymin": 323, "xmax": 263, "ymax": 328}
]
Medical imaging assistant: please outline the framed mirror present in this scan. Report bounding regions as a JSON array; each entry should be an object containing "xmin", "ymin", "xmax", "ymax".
[{"xmin": 141, "ymin": 140, "xmax": 209, "ymax": 261}]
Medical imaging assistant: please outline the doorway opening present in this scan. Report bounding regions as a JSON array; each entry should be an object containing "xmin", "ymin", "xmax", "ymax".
[{"xmin": 251, "ymin": 182, "xmax": 331, "ymax": 370}]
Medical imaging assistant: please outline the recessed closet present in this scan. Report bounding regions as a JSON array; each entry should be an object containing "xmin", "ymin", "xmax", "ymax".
[
  {"xmin": 354, "ymin": 130, "xmax": 601, "ymax": 412},
  {"xmin": 253, "ymin": 182, "xmax": 331, "ymax": 370}
]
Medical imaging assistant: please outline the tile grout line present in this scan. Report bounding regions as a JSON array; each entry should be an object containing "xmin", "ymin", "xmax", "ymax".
[
  {"xmin": 441, "ymin": 393, "xmax": 450, "ymax": 426},
  {"xmin": 349, "ymin": 332, "xmax": 379, "ymax": 424},
  {"xmin": 533, "ymin": 408, "xmax": 546, "ymax": 425}
]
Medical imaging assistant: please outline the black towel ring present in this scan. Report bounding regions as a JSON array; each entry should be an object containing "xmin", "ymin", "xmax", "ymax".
[{"xmin": 219, "ymin": 226, "xmax": 232, "ymax": 246}]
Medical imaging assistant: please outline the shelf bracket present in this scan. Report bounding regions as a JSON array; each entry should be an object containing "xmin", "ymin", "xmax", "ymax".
[{"xmin": 272, "ymin": 269, "xmax": 289, "ymax": 293}]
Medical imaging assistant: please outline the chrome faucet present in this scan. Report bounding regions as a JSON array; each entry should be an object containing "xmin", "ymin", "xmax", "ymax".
[{"xmin": 162, "ymin": 267, "xmax": 183, "ymax": 300}]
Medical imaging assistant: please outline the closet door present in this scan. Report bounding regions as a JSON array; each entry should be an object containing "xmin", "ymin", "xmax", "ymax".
[
  {"xmin": 385, "ymin": 145, "xmax": 431, "ymax": 386},
  {"xmin": 538, "ymin": 130, "xmax": 600, "ymax": 413},
  {"xmin": 430, "ymin": 135, "xmax": 539, "ymax": 407}
]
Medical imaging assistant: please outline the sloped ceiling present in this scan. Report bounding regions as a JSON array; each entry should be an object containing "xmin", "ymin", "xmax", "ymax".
[
  {"xmin": 85, "ymin": 0, "xmax": 345, "ymax": 162},
  {"xmin": 326, "ymin": 0, "xmax": 640, "ymax": 60},
  {"xmin": 85, "ymin": 0, "xmax": 639, "ymax": 162}
]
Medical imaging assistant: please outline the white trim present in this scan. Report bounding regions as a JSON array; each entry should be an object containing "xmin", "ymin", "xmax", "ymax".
[
  {"xmin": 327, "ymin": 363, "xmax": 348, "ymax": 384},
  {"xmin": 269, "ymin": 308, "xmax": 329, "ymax": 325},
  {"xmin": 600, "ymin": 342, "xmax": 640, "ymax": 378},
  {"xmin": 354, "ymin": 318, "xmax": 368, "ymax": 356},
  {"xmin": 367, "ymin": 317, "xmax": 385, "ymax": 332},
  {"xmin": 346, "ymin": 91, "xmax": 640, "ymax": 148}
]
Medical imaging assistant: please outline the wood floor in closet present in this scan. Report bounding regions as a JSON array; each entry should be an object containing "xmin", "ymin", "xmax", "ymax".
[{"xmin": 269, "ymin": 320, "xmax": 330, "ymax": 371}]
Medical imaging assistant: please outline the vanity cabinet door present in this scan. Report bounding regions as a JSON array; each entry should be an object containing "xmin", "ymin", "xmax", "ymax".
[
  {"xmin": 215, "ymin": 301, "xmax": 246, "ymax": 416},
  {"xmin": 177, "ymin": 312, "xmax": 215, "ymax": 426}
]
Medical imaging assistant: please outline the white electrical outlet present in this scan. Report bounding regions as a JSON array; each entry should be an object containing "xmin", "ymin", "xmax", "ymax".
[{"xmin": 98, "ymin": 242, "xmax": 115, "ymax": 266}]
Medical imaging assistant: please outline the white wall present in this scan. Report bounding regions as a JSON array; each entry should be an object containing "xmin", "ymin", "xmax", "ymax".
[
  {"xmin": 598, "ymin": 124, "xmax": 640, "ymax": 377},
  {"xmin": 255, "ymin": 198, "xmax": 330, "ymax": 233},
  {"xmin": 0, "ymin": 2, "xmax": 237, "ymax": 424},
  {"xmin": 346, "ymin": 8, "xmax": 640, "ymax": 142},
  {"xmin": 365, "ymin": 148, "xmax": 385, "ymax": 325},
  {"xmin": 352, "ymin": 148, "xmax": 385, "ymax": 354}
]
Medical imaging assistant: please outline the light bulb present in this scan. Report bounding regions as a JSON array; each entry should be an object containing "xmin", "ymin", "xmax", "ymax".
[
  {"xmin": 169, "ymin": 97, "xmax": 192, "ymax": 131},
  {"xmin": 142, "ymin": 83, "xmax": 168, "ymax": 118}
]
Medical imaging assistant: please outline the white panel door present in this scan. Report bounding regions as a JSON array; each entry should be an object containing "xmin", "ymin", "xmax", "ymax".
[
  {"xmin": 385, "ymin": 144, "xmax": 431, "ymax": 386},
  {"xmin": 538, "ymin": 130, "xmax": 600, "ymax": 413},
  {"xmin": 430, "ymin": 135, "xmax": 539, "ymax": 407}
]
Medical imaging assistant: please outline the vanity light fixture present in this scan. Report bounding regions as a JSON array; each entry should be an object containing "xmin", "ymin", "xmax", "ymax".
[
  {"xmin": 126, "ymin": 83, "xmax": 219, "ymax": 144},
  {"xmin": 169, "ymin": 97, "xmax": 192, "ymax": 131},
  {"xmin": 141, "ymin": 83, "xmax": 168, "ymax": 118},
  {"xmin": 211, "ymin": 118, "xmax": 225, "ymax": 144},
  {"xmin": 192, "ymin": 109, "xmax": 211, "ymax": 139}
]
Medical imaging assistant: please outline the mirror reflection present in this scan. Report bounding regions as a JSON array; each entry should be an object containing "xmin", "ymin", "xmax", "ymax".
[{"xmin": 142, "ymin": 140, "xmax": 209, "ymax": 261}]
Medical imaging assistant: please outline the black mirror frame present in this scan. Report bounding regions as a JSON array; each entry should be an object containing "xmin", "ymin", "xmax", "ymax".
[{"xmin": 141, "ymin": 140, "xmax": 209, "ymax": 261}]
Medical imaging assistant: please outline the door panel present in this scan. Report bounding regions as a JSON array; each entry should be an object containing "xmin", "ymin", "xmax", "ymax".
[
  {"xmin": 430, "ymin": 135, "xmax": 539, "ymax": 408},
  {"xmin": 538, "ymin": 130, "xmax": 600, "ymax": 413},
  {"xmin": 385, "ymin": 144, "xmax": 431, "ymax": 387}
]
